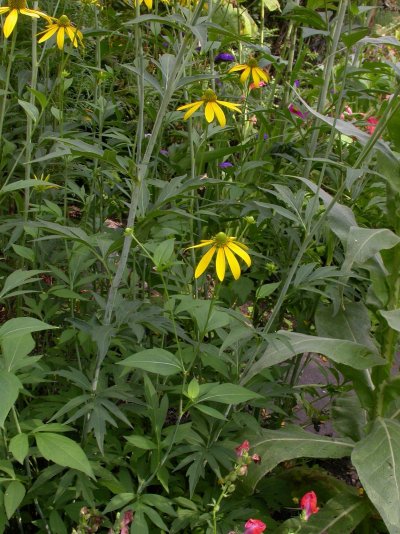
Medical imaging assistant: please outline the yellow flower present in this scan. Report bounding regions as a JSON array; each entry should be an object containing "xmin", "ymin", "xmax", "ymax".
[
  {"xmin": 186, "ymin": 232, "xmax": 251, "ymax": 281},
  {"xmin": 38, "ymin": 15, "xmax": 83, "ymax": 49},
  {"xmin": 33, "ymin": 173, "xmax": 59, "ymax": 192},
  {"xmin": 124, "ymin": 0, "xmax": 153, "ymax": 10},
  {"xmin": 0, "ymin": 0, "xmax": 48, "ymax": 38},
  {"xmin": 228, "ymin": 58, "xmax": 269, "ymax": 85},
  {"xmin": 177, "ymin": 89, "xmax": 241, "ymax": 127}
]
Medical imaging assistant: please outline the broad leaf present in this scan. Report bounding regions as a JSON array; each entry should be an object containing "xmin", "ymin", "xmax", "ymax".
[
  {"xmin": 9, "ymin": 434, "xmax": 29, "ymax": 465},
  {"xmin": 242, "ymin": 331, "xmax": 385, "ymax": 384},
  {"xmin": 0, "ymin": 371, "xmax": 21, "ymax": 428},
  {"xmin": 1, "ymin": 334, "xmax": 35, "ymax": 372},
  {"xmin": 0, "ymin": 317, "xmax": 57, "ymax": 340},
  {"xmin": 4, "ymin": 481, "xmax": 25, "ymax": 519},
  {"xmin": 352, "ymin": 418, "xmax": 400, "ymax": 534},
  {"xmin": 35, "ymin": 433, "xmax": 94, "ymax": 478},
  {"xmin": 0, "ymin": 269, "xmax": 43, "ymax": 299},
  {"xmin": 342, "ymin": 227, "xmax": 400, "ymax": 272},
  {"xmin": 118, "ymin": 349, "xmax": 182, "ymax": 376},
  {"xmin": 380, "ymin": 309, "xmax": 400, "ymax": 332},
  {"xmin": 197, "ymin": 383, "xmax": 263, "ymax": 405},
  {"xmin": 244, "ymin": 426, "xmax": 354, "ymax": 490}
]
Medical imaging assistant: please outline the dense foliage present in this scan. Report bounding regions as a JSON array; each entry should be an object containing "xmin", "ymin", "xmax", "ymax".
[{"xmin": 1, "ymin": 0, "xmax": 400, "ymax": 532}]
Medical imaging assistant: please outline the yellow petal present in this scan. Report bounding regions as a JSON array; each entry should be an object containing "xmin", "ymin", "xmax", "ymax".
[
  {"xmin": 185, "ymin": 239, "xmax": 214, "ymax": 250},
  {"xmin": 240, "ymin": 67, "xmax": 251, "ymax": 84},
  {"xmin": 66, "ymin": 25, "xmax": 79, "ymax": 46},
  {"xmin": 228, "ymin": 64, "xmax": 246, "ymax": 73},
  {"xmin": 224, "ymin": 246, "xmax": 241, "ymax": 280},
  {"xmin": 4, "ymin": 9, "xmax": 18, "ymax": 38},
  {"xmin": 195, "ymin": 245, "xmax": 216, "ymax": 278},
  {"xmin": 20, "ymin": 8, "xmax": 41, "ymax": 18},
  {"xmin": 212, "ymin": 102, "xmax": 226, "ymax": 127},
  {"xmin": 38, "ymin": 25, "xmax": 58, "ymax": 43},
  {"xmin": 144, "ymin": 0, "xmax": 153, "ymax": 8},
  {"xmin": 256, "ymin": 68, "xmax": 269, "ymax": 83},
  {"xmin": 227, "ymin": 242, "xmax": 251, "ymax": 267},
  {"xmin": 177, "ymin": 101, "xmax": 200, "ymax": 111},
  {"xmin": 252, "ymin": 67, "xmax": 260, "ymax": 86},
  {"xmin": 216, "ymin": 100, "xmax": 241, "ymax": 112},
  {"xmin": 204, "ymin": 102, "xmax": 215, "ymax": 123},
  {"xmin": 183, "ymin": 100, "xmax": 204, "ymax": 120},
  {"xmin": 0, "ymin": 7, "xmax": 10, "ymax": 14},
  {"xmin": 57, "ymin": 27, "xmax": 65, "ymax": 49},
  {"xmin": 216, "ymin": 247, "xmax": 226, "ymax": 281}
]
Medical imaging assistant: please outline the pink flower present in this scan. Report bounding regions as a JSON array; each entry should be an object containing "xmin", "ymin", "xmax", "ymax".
[
  {"xmin": 288, "ymin": 103, "xmax": 306, "ymax": 120},
  {"xmin": 235, "ymin": 440, "xmax": 250, "ymax": 457},
  {"xmin": 251, "ymin": 453, "xmax": 261, "ymax": 464},
  {"xmin": 244, "ymin": 518, "xmax": 267, "ymax": 533},
  {"xmin": 366, "ymin": 116, "xmax": 378, "ymax": 135},
  {"xmin": 300, "ymin": 491, "xmax": 319, "ymax": 520},
  {"xmin": 249, "ymin": 81, "xmax": 267, "ymax": 90},
  {"xmin": 120, "ymin": 510, "xmax": 133, "ymax": 534}
]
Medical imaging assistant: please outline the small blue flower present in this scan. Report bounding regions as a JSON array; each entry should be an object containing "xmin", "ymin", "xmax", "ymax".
[
  {"xmin": 219, "ymin": 161, "xmax": 233, "ymax": 169},
  {"xmin": 294, "ymin": 79, "xmax": 300, "ymax": 88},
  {"xmin": 215, "ymin": 52, "xmax": 235, "ymax": 63}
]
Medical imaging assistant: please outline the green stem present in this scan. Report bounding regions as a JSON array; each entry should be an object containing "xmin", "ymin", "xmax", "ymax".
[{"xmin": 0, "ymin": 29, "xmax": 17, "ymax": 164}]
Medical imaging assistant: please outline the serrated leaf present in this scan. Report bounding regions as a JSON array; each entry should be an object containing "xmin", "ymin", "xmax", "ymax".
[
  {"xmin": 352, "ymin": 418, "xmax": 400, "ymax": 534},
  {"xmin": 35, "ymin": 433, "xmax": 94, "ymax": 478},
  {"xmin": 118, "ymin": 349, "xmax": 182, "ymax": 376},
  {"xmin": 4, "ymin": 481, "xmax": 25, "ymax": 519},
  {"xmin": 244, "ymin": 426, "xmax": 354, "ymax": 490},
  {"xmin": 9, "ymin": 434, "xmax": 29, "ymax": 465}
]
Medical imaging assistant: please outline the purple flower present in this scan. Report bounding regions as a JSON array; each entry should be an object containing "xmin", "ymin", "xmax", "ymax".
[
  {"xmin": 215, "ymin": 52, "xmax": 235, "ymax": 63},
  {"xmin": 219, "ymin": 161, "xmax": 233, "ymax": 169},
  {"xmin": 160, "ymin": 149, "xmax": 169, "ymax": 156},
  {"xmin": 294, "ymin": 79, "xmax": 300, "ymax": 88},
  {"xmin": 255, "ymin": 133, "xmax": 268, "ymax": 141}
]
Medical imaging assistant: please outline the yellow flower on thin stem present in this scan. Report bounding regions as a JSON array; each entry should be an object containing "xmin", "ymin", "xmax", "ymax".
[
  {"xmin": 177, "ymin": 89, "xmax": 241, "ymax": 127},
  {"xmin": 0, "ymin": 0, "xmax": 48, "ymax": 38},
  {"xmin": 38, "ymin": 15, "xmax": 83, "ymax": 49},
  {"xmin": 228, "ymin": 58, "xmax": 269, "ymax": 85},
  {"xmin": 186, "ymin": 232, "xmax": 251, "ymax": 281},
  {"xmin": 124, "ymin": 0, "xmax": 153, "ymax": 10}
]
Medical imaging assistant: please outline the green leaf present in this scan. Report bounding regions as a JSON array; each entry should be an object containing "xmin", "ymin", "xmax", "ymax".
[
  {"xmin": 244, "ymin": 426, "xmax": 354, "ymax": 490},
  {"xmin": 197, "ymin": 383, "xmax": 263, "ymax": 405},
  {"xmin": 4, "ymin": 481, "xmax": 25, "ymax": 519},
  {"xmin": 11, "ymin": 245, "xmax": 35, "ymax": 263},
  {"xmin": 380, "ymin": 309, "xmax": 400, "ymax": 332},
  {"xmin": 352, "ymin": 418, "xmax": 400, "ymax": 534},
  {"xmin": 263, "ymin": 0, "xmax": 280, "ymax": 11},
  {"xmin": 18, "ymin": 100, "xmax": 39, "ymax": 123},
  {"xmin": 103, "ymin": 492, "xmax": 134, "ymax": 514},
  {"xmin": 0, "ymin": 371, "xmax": 21, "ymax": 428},
  {"xmin": 341, "ymin": 28, "xmax": 369, "ymax": 48},
  {"xmin": 343, "ymin": 228, "xmax": 400, "ymax": 272},
  {"xmin": 153, "ymin": 239, "xmax": 175, "ymax": 270},
  {"xmin": 0, "ymin": 269, "xmax": 43, "ymax": 299},
  {"xmin": 242, "ymin": 331, "xmax": 385, "ymax": 384},
  {"xmin": 1, "ymin": 333, "xmax": 35, "ymax": 372},
  {"xmin": 0, "ymin": 317, "xmax": 57, "ymax": 340},
  {"xmin": 9, "ymin": 434, "xmax": 29, "ymax": 465},
  {"xmin": 35, "ymin": 433, "xmax": 95, "ymax": 478},
  {"xmin": 118, "ymin": 349, "xmax": 182, "ymax": 376},
  {"xmin": 192, "ymin": 404, "xmax": 226, "ymax": 420},
  {"xmin": 256, "ymin": 282, "xmax": 281, "ymax": 300},
  {"xmin": 125, "ymin": 435, "xmax": 158, "ymax": 450},
  {"xmin": 0, "ymin": 179, "xmax": 59, "ymax": 194}
]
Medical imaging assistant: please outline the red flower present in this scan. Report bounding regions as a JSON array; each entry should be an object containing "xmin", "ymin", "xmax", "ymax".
[
  {"xmin": 244, "ymin": 518, "xmax": 267, "ymax": 533},
  {"xmin": 300, "ymin": 491, "xmax": 319, "ymax": 520},
  {"xmin": 366, "ymin": 116, "xmax": 378, "ymax": 135},
  {"xmin": 235, "ymin": 440, "xmax": 250, "ymax": 457},
  {"xmin": 251, "ymin": 453, "xmax": 261, "ymax": 464}
]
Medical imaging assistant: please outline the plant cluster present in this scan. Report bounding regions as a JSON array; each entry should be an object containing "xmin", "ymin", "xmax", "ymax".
[{"xmin": 0, "ymin": 0, "xmax": 400, "ymax": 532}]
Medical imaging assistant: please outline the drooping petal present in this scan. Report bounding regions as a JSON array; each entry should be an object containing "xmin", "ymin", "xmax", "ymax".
[
  {"xmin": 4, "ymin": 9, "xmax": 18, "ymax": 38},
  {"xmin": 177, "ymin": 101, "xmax": 201, "ymax": 111},
  {"xmin": 252, "ymin": 67, "xmax": 260, "ymax": 86},
  {"xmin": 144, "ymin": 0, "xmax": 153, "ymax": 9},
  {"xmin": 228, "ymin": 64, "xmax": 246, "ymax": 73},
  {"xmin": 66, "ymin": 25, "xmax": 79, "ymax": 46},
  {"xmin": 195, "ymin": 245, "xmax": 216, "ymax": 278},
  {"xmin": 240, "ymin": 67, "xmax": 251, "ymax": 83},
  {"xmin": 217, "ymin": 100, "xmax": 241, "ymax": 112},
  {"xmin": 57, "ymin": 27, "xmax": 65, "ymax": 49},
  {"xmin": 20, "ymin": 8, "xmax": 41, "ymax": 18},
  {"xmin": 256, "ymin": 67, "xmax": 269, "ymax": 83},
  {"xmin": 0, "ymin": 7, "xmax": 10, "ymax": 14},
  {"xmin": 227, "ymin": 242, "xmax": 251, "ymax": 267},
  {"xmin": 179, "ymin": 101, "xmax": 203, "ymax": 120},
  {"xmin": 216, "ymin": 247, "xmax": 226, "ymax": 281},
  {"xmin": 225, "ymin": 246, "xmax": 241, "ymax": 280},
  {"xmin": 185, "ymin": 239, "xmax": 215, "ymax": 250},
  {"xmin": 204, "ymin": 102, "xmax": 215, "ymax": 123},
  {"xmin": 38, "ymin": 24, "xmax": 58, "ymax": 43},
  {"xmin": 212, "ymin": 102, "xmax": 226, "ymax": 127}
]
